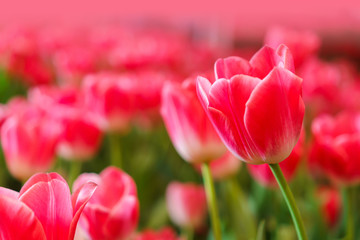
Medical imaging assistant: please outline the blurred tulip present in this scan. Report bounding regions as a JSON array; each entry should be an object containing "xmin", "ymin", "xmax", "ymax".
[
  {"xmin": 73, "ymin": 167, "xmax": 139, "ymax": 240},
  {"xmin": 0, "ymin": 172, "xmax": 97, "ymax": 240},
  {"xmin": 53, "ymin": 46, "xmax": 98, "ymax": 87},
  {"xmin": 316, "ymin": 186, "xmax": 342, "ymax": 228},
  {"xmin": 247, "ymin": 129, "xmax": 305, "ymax": 187},
  {"xmin": 134, "ymin": 227, "xmax": 180, "ymax": 240},
  {"xmin": 28, "ymin": 86, "xmax": 103, "ymax": 161},
  {"xmin": 166, "ymin": 182, "xmax": 207, "ymax": 229},
  {"xmin": 265, "ymin": 27, "xmax": 321, "ymax": 67},
  {"xmin": 197, "ymin": 45, "xmax": 304, "ymax": 164},
  {"xmin": 299, "ymin": 58, "xmax": 356, "ymax": 116},
  {"xmin": 1, "ymin": 109, "xmax": 61, "ymax": 180},
  {"xmin": 0, "ymin": 27, "xmax": 53, "ymax": 85},
  {"xmin": 82, "ymin": 72, "xmax": 135, "ymax": 133},
  {"xmin": 308, "ymin": 112, "xmax": 360, "ymax": 185},
  {"xmin": 161, "ymin": 77, "xmax": 226, "ymax": 163}
]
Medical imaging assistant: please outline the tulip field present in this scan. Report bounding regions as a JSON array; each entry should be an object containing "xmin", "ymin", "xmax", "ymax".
[{"xmin": 0, "ymin": 25, "xmax": 359, "ymax": 240}]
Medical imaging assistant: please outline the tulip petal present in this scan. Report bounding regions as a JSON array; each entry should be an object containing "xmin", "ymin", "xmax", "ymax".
[
  {"xmin": 214, "ymin": 57, "xmax": 251, "ymax": 79},
  {"xmin": 205, "ymin": 76, "xmax": 263, "ymax": 163},
  {"xmin": 19, "ymin": 173, "xmax": 73, "ymax": 240},
  {"xmin": 0, "ymin": 187, "xmax": 19, "ymax": 199},
  {"xmin": 245, "ymin": 67, "xmax": 304, "ymax": 163},
  {"xmin": 249, "ymin": 45, "xmax": 294, "ymax": 78},
  {"xmin": 0, "ymin": 196, "xmax": 46, "ymax": 240},
  {"xmin": 104, "ymin": 196, "xmax": 139, "ymax": 239},
  {"xmin": 69, "ymin": 181, "xmax": 98, "ymax": 240}
]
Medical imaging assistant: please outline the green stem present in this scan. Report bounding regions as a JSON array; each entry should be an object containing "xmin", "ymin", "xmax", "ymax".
[
  {"xmin": 108, "ymin": 134, "xmax": 122, "ymax": 168},
  {"xmin": 269, "ymin": 163, "xmax": 307, "ymax": 240},
  {"xmin": 343, "ymin": 187, "xmax": 354, "ymax": 240},
  {"xmin": 68, "ymin": 161, "xmax": 82, "ymax": 188},
  {"xmin": 201, "ymin": 162, "xmax": 222, "ymax": 240}
]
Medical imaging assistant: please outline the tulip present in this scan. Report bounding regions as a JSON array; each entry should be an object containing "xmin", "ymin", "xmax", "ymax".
[
  {"xmin": 198, "ymin": 45, "xmax": 307, "ymax": 240},
  {"xmin": 309, "ymin": 112, "xmax": 360, "ymax": 185},
  {"xmin": 197, "ymin": 45, "xmax": 304, "ymax": 164},
  {"xmin": 161, "ymin": 77, "xmax": 226, "ymax": 164},
  {"xmin": 73, "ymin": 167, "xmax": 139, "ymax": 240},
  {"xmin": 28, "ymin": 86, "xmax": 103, "ymax": 161},
  {"xmin": 0, "ymin": 172, "xmax": 97, "ymax": 240},
  {"xmin": 134, "ymin": 227, "xmax": 180, "ymax": 240},
  {"xmin": 82, "ymin": 72, "xmax": 135, "ymax": 133},
  {"xmin": 316, "ymin": 186, "xmax": 342, "ymax": 228},
  {"xmin": 248, "ymin": 129, "xmax": 304, "ymax": 187},
  {"xmin": 166, "ymin": 182, "xmax": 207, "ymax": 229},
  {"xmin": 264, "ymin": 27, "xmax": 320, "ymax": 67},
  {"xmin": 1, "ymin": 110, "xmax": 61, "ymax": 181}
]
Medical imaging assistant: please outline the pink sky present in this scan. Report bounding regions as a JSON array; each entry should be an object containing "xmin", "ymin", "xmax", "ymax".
[{"xmin": 1, "ymin": 0, "xmax": 360, "ymax": 38}]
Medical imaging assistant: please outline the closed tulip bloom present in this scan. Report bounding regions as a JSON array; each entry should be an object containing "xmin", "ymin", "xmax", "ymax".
[
  {"xmin": 82, "ymin": 72, "xmax": 135, "ymax": 133},
  {"xmin": 0, "ymin": 172, "xmax": 97, "ymax": 240},
  {"xmin": 166, "ymin": 182, "xmax": 207, "ymax": 229},
  {"xmin": 73, "ymin": 167, "xmax": 139, "ymax": 240},
  {"xmin": 1, "ymin": 111, "xmax": 61, "ymax": 180},
  {"xmin": 309, "ymin": 112, "xmax": 360, "ymax": 185},
  {"xmin": 197, "ymin": 45, "xmax": 304, "ymax": 164},
  {"xmin": 29, "ymin": 86, "xmax": 103, "ymax": 161},
  {"xmin": 247, "ymin": 129, "xmax": 304, "ymax": 187},
  {"xmin": 161, "ymin": 77, "xmax": 226, "ymax": 163}
]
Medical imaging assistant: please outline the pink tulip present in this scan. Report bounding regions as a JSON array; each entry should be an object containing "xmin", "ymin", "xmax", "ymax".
[
  {"xmin": 264, "ymin": 27, "xmax": 320, "ymax": 67},
  {"xmin": 0, "ymin": 172, "xmax": 97, "ymax": 240},
  {"xmin": 161, "ymin": 76, "xmax": 226, "ymax": 163},
  {"xmin": 308, "ymin": 112, "xmax": 360, "ymax": 186},
  {"xmin": 82, "ymin": 72, "xmax": 136, "ymax": 133},
  {"xmin": 247, "ymin": 129, "xmax": 304, "ymax": 187},
  {"xmin": 73, "ymin": 167, "xmax": 139, "ymax": 240},
  {"xmin": 197, "ymin": 45, "xmax": 304, "ymax": 164},
  {"xmin": 134, "ymin": 227, "xmax": 180, "ymax": 240},
  {"xmin": 166, "ymin": 182, "xmax": 207, "ymax": 229},
  {"xmin": 1, "ymin": 110, "xmax": 61, "ymax": 180},
  {"xmin": 29, "ymin": 86, "xmax": 103, "ymax": 161}
]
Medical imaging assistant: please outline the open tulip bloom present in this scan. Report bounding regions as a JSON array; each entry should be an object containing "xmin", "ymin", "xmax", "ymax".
[
  {"xmin": 0, "ymin": 172, "xmax": 97, "ymax": 240},
  {"xmin": 197, "ymin": 45, "xmax": 307, "ymax": 239}
]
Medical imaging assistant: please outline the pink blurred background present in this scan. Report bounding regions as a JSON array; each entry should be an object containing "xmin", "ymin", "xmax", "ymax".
[{"xmin": 2, "ymin": 0, "xmax": 360, "ymax": 39}]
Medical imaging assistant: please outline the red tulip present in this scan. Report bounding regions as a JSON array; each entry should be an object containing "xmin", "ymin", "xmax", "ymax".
[
  {"xmin": 82, "ymin": 72, "xmax": 135, "ymax": 133},
  {"xmin": 1, "ymin": 110, "xmax": 61, "ymax": 180},
  {"xmin": 29, "ymin": 86, "xmax": 103, "ymax": 161},
  {"xmin": 247, "ymin": 129, "xmax": 304, "ymax": 187},
  {"xmin": 264, "ymin": 27, "xmax": 320, "ymax": 67},
  {"xmin": 0, "ymin": 172, "xmax": 97, "ymax": 240},
  {"xmin": 134, "ymin": 227, "xmax": 180, "ymax": 240},
  {"xmin": 316, "ymin": 186, "xmax": 342, "ymax": 228},
  {"xmin": 197, "ymin": 45, "xmax": 304, "ymax": 164},
  {"xmin": 166, "ymin": 182, "xmax": 207, "ymax": 229},
  {"xmin": 161, "ymin": 77, "xmax": 226, "ymax": 163},
  {"xmin": 308, "ymin": 112, "xmax": 360, "ymax": 185},
  {"xmin": 73, "ymin": 167, "xmax": 139, "ymax": 240}
]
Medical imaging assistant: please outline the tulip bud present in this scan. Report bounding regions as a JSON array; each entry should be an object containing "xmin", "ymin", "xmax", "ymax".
[
  {"xmin": 1, "ymin": 111, "xmax": 60, "ymax": 180},
  {"xmin": 161, "ymin": 77, "xmax": 226, "ymax": 164},
  {"xmin": 166, "ymin": 182, "xmax": 207, "ymax": 229}
]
